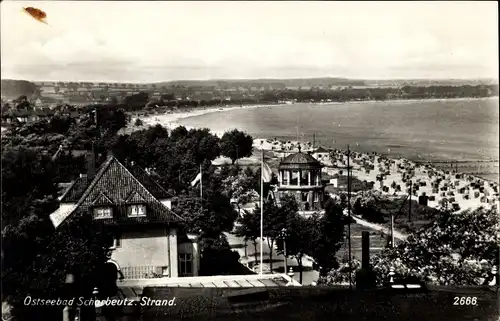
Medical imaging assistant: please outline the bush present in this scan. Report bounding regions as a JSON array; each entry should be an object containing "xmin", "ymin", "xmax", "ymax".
[
  {"xmin": 371, "ymin": 209, "xmax": 499, "ymax": 285},
  {"xmin": 134, "ymin": 118, "xmax": 144, "ymax": 126},
  {"xmin": 318, "ymin": 259, "xmax": 362, "ymax": 285}
]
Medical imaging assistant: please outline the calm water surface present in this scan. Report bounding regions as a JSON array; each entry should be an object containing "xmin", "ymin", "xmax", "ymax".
[{"xmin": 178, "ymin": 98, "xmax": 499, "ymax": 181}]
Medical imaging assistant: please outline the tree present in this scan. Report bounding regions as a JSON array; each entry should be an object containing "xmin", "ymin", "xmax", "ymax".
[
  {"xmin": 220, "ymin": 129, "xmax": 254, "ymax": 164},
  {"xmin": 152, "ymin": 127, "xmax": 221, "ymax": 192},
  {"xmin": 1, "ymin": 146, "xmax": 59, "ymax": 227},
  {"xmin": 371, "ymin": 208, "xmax": 500, "ymax": 285},
  {"xmin": 234, "ymin": 209, "xmax": 261, "ymax": 265},
  {"xmin": 221, "ymin": 168, "xmax": 259, "ymax": 213},
  {"xmin": 124, "ymin": 91, "xmax": 149, "ymax": 109},
  {"xmin": 310, "ymin": 197, "xmax": 346, "ymax": 277},
  {"xmin": 14, "ymin": 95, "xmax": 32, "ymax": 110},
  {"xmin": 276, "ymin": 213, "xmax": 316, "ymax": 283},
  {"xmin": 259, "ymin": 195, "xmax": 299, "ymax": 272},
  {"xmin": 1, "ymin": 145, "xmax": 110, "ymax": 321},
  {"xmin": 198, "ymin": 233, "xmax": 244, "ymax": 276}
]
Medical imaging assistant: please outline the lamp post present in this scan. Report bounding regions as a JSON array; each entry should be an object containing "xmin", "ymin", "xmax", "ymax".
[{"xmin": 281, "ymin": 228, "xmax": 288, "ymax": 274}]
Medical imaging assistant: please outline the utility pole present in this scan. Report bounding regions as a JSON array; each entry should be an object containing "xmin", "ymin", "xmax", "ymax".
[
  {"xmin": 347, "ymin": 144, "xmax": 352, "ymax": 290},
  {"xmin": 281, "ymin": 228, "xmax": 287, "ymax": 274},
  {"xmin": 408, "ymin": 180, "xmax": 412, "ymax": 222},
  {"xmin": 390, "ymin": 213, "xmax": 394, "ymax": 248}
]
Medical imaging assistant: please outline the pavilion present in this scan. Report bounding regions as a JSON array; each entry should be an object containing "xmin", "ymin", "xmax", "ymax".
[{"xmin": 276, "ymin": 145, "xmax": 326, "ymax": 211}]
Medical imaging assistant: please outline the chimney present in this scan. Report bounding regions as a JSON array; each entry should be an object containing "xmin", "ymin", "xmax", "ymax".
[{"xmin": 86, "ymin": 149, "xmax": 96, "ymax": 180}]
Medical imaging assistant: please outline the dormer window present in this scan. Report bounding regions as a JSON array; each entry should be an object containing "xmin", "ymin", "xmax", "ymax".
[
  {"xmin": 129, "ymin": 205, "xmax": 146, "ymax": 217},
  {"xmin": 94, "ymin": 207, "xmax": 113, "ymax": 219}
]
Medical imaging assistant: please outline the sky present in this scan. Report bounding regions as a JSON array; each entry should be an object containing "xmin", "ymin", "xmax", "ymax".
[{"xmin": 1, "ymin": 1, "xmax": 498, "ymax": 82}]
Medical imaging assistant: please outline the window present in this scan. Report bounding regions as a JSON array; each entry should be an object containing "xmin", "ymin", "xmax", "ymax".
[
  {"xmin": 290, "ymin": 171, "xmax": 299, "ymax": 185},
  {"xmin": 162, "ymin": 266, "xmax": 169, "ymax": 276},
  {"xmin": 281, "ymin": 171, "xmax": 288, "ymax": 185},
  {"xmin": 179, "ymin": 253, "xmax": 193, "ymax": 276},
  {"xmin": 301, "ymin": 170, "xmax": 308, "ymax": 183},
  {"xmin": 94, "ymin": 207, "xmax": 112, "ymax": 219},
  {"xmin": 129, "ymin": 205, "xmax": 146, "ymax": 217},
  {"xmin": 114, "ymin": 235, "xmax": 121, "ymax": 248},
  {"xmin": 314, "ymin": 192, "xmax": 319, "ymax": 202}
]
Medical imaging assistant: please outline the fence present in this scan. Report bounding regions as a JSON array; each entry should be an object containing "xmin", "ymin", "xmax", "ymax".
[{"xmin": 121, "ymin": 266, "xmax": 165, "ymax": 279}]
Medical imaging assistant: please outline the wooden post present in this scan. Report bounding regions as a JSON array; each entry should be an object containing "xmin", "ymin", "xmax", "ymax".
[
  {"xmin": 93, "ymin": 287, "xmax": 103, "ymax": 321},
  {"xmin": 361, "ymin": 231, "xmax": 370, "ymax": 269},
  {"xmin": 63, "ymin": 273, "xmax": 75, "ymax": 321}
]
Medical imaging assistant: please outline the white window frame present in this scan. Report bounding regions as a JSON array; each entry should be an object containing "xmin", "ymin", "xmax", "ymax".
[
  {"xmin": 129, "ymin": 204, "xmax": 146, "ymax": 217},
  {"xmin": 94, "ymin": 207, "xmax": 113, "ymax": 219},
  {"xmin": 179, "ymin": 253, "xmax": 193, "ymax": 276}
]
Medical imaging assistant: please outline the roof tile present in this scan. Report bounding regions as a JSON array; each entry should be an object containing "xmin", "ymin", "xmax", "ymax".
[{"xmin": 56, "ymin": 156, "xmax": 182, "ymax": 226}]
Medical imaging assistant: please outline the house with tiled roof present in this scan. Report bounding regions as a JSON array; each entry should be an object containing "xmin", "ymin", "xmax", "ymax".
[
  {"xmin": 49, "ymin": 155, "xmax": 200, "ymax": 279},
  {"xmin": 312, "ymin": 146, "xmax": 331, "ymax": 163}
]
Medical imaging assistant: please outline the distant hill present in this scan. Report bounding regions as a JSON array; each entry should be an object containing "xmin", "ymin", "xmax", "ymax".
[
  {"xmin": 364, "ymin": 78, "xmax": 498, "ymax": 87},
  {"xmin": 155, "ymin": 77, "xmax": 367, "ymax": 88},
  {"xmin": 1, "ymin": 79, "xmax": 39, "ymax": 99},
  {"xmin": 155, "ymin": 77, "xmax": 498, "ymax": 89}
]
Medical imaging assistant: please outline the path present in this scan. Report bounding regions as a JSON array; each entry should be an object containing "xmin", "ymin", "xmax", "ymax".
[
  {"xmin": 344, "ymin": 209, "xmax": 408, "ymax": 241},
  {"xmin": 227, "ymin": 204, "xmax": 409, "ymax": 285}
]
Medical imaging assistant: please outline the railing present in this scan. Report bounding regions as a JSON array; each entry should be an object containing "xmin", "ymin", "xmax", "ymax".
[{"xmin": 121, "ymin": 266, "xmax": 166, "ymax": 279}]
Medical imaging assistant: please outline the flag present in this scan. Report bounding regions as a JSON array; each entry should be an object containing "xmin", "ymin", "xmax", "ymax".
[
  {"xmin": 262, "ymin": 160, "xmax": 273, "ymax": 183},
  {"xmin": 191, "ymin": 171, "xmax": 202, "ymax": 187}
]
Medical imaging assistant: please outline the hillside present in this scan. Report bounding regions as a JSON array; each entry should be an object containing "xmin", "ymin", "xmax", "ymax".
[
  {"xmin": 155, "ymin": 77, "xmax": 367, "ymax": 88},
  {"xmin": 1, "ymin": 79, "xmax": 39, "ymax": 99}
]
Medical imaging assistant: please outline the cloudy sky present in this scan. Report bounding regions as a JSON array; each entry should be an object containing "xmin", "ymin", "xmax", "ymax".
[{"xmin": 1, "ymin": 1, "xmax": 498, "ymax": 82}]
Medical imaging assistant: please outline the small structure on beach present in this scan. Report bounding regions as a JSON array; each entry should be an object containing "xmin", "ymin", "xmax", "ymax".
[{"xmin": 276, "ymin": 145, "xmax": 326, "ymax": 211}]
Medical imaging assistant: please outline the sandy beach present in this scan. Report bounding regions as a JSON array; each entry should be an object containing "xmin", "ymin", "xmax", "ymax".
[
  {"xmin": 126, "ymin": 102, "xmax": 285, "ymax": 137},
  {"xmin": 126, "ymin": 98, "xmax": 499, "ymax": 214},
  {"xmin": 127, "ymin": 96, "xmax": 498, "ymax": 137}
]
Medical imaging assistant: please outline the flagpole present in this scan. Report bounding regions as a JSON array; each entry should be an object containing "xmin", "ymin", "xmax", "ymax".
[
  {"xmin": 200, "ymin": 164, "xmax": 203, "ymax": 202},
  {"xmin": 347, "ymin": 144, "xmax": 352, "ymax": 290},
  {"xmin": 260, "ymin": 146, "xmax": 264, "ymax": 275}
]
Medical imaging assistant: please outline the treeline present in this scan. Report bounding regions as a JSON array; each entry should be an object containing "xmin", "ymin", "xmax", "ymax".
[
  {"xmin": 258, "ymin": 84, "xmax": 499, "ymax": 103},
  {"xmin": 129, "ymin": 84, "xmax": 499, "ymax": 111}
]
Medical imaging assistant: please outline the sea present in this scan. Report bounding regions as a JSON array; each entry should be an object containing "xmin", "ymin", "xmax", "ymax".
[{"xmin": 177, "ymin": 98, "xmax": 500, "ymax": 182}]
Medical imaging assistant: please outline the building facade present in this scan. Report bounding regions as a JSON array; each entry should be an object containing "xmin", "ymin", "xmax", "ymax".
[
  {"xmin": 276, "ymin": 146, "xmax": 326, "ymax": 211},
  {"xmin": 50, "ymin": 155, "xmax": 200, "ymax": 279}
]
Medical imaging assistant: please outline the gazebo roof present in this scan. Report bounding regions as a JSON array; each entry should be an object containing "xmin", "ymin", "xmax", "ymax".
[{"xmin": 279, "ymin": 146, "xmax": 323, "ymax": 170}]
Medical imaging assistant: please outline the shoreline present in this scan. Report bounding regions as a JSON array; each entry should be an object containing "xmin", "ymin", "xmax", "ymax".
[
  {"xmin": 131, "ymin": 96, "xmax": 498, "ymax": 136},
  {"xmin": 126, "ymin": 97, "xmax": 499, "ymax": 211}
]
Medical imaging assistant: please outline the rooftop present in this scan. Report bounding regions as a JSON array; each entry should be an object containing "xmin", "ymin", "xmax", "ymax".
[
  {"xmin": 51, "ymin": 155, "xmax": 180, "ymax": 228},
  {"xmin": 279, "ymin": 146, "xmax": 323, "ymax": 170},
  {"xmin": 120, "ymin": 273, "xmax": 302, "ymax": 289}
]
